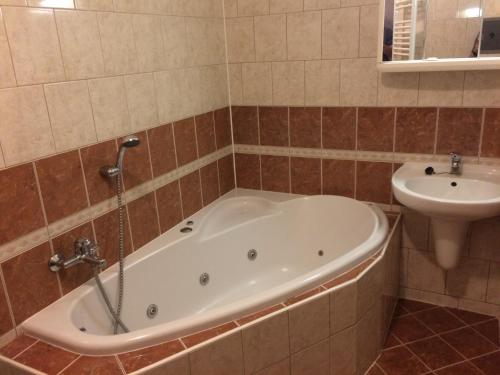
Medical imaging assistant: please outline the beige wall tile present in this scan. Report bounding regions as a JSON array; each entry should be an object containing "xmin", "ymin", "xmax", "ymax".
[
  {"xmin": 407, "ymin": 249, "xmax": 445, "ymax": 293},
  {"xmin": 291, "ymin": 339, "xmax": 330, "ymax": 375},
  {"xmin": 44, "ymin": 81, "xmax": 97, "ymax": 152},
  {"xmin": 305, "ymin": 59, "xmax": 340, "ymax": 106},
  {"xmin": 28, "ymin": 0, "xmax": 74, "ymax": 8},
  {"xmin": 88, "ymin": 76, "xmax": 131, "ymax": 141},
  {"xmin": 359, "ymin": 5, "xmax": 378, "ymax": 57},
  {"xmin": 186, "ymin": 17, "xmax": 226, "ymax": 66},
  {"xmin": 242, "ymin": 311, "xmax": 290, "ymax": 374},
  {"xmin": 0, "ymin": 1, "xmax": 27, "ymax": 5},
  {"xmin": 161, "ymin": 16, "xmax": 190, "ymax": 69},
  {"xmin": 224, "ymin": 0, "xmax": 238, "ymax": 17},
  {"xmin": 132, "ymin": 14, "xmax": 165, "ymax": 73},
  {"xmin": 272, "ymin": 61, "xmax": 305, "ymax": 106},
  {"xmin": 287, "ymin": 11, "xmax": 321, "ymax": 60},
  {"xmin": 402, "ymin": 209, "xmax": 430, "ymax": 251},
  {"xmin": 486, "ymin": 262, "xmax": 500, "ymax": 305},
  {"xmin": 3, "ymin": 7, "xmax": 65, "ymax": 85},
  {"xmin": 400, "ymin": 287, "xmax": 459, "ymax": 308},
  {"xmin": 229, "ymin": 63, "xmax": 243, "ymax": 105},
  {"xmin": 340, "ymin": 58, "xmax": 377, "ymax": 106},
  {"xmin": 289, "ymin": 295, "xmax": 329, "ymax": 353},
  {"xmin": 304, "ymin": 0, "xmax": 340, "ymax": 9},
  {"xmin": 418, "ymin": 71, "xmax": 464, "ymax": 107},
  {"xmin": 75, "ymin": 0, "xmax": 113, "ymax": 11},
  {"xmin": 242, "ymin": 62, "xmax": 272, "ymax": 105},
  {"xmin": 124, "ymin": 73, "xmax": 159, "ymax": 132},
  {"xmin": 254, "ymin": 359, "xmax": 290, "ymax": 375},
  {"xmin": 0, "ymin": 86, "xmax": 55, "ymax": 165},
  {"xmin": 341, "ymin": 0, "xmax": 378, "ymax": 5},
  {"xmin": 330, "ymin": 325, "xmax": 357, "ymax": 375},
  {"xmin": 322, "ymin": 7, "xmax": 359, "ymax": 59},
  {"xmin": 468, "ymin": 217, "xmax": 500, "ymax": 262},
  {"xmin": 270, "ymin": 0, "xmax": 303, "ymax": 13},
  {"xmin": 190, "ymin": 332, "xmax": 244, "ymax": 375},
  {"xmin": 55, "ymin": 10, "xmax": 105, "ymax": 80},
  {"xmin": 331, "ymin": 282, "xmax": 357, "ymax": 334},
  {"xmin": 357, "ymin": 301, "xmax": 382, "ymax": 373},
  {"xmin": 0, "ymin": 9, "xmax": 15, "ymax": 88},
  {"xmin": 446, "ymin": 257, "xmax": 489, "ymax": 300},
  {"xmin": 238, "ymin": 0, "xmax": 269, "ymax": 16},
  {"xmin": 357, "ymin": 260, "xmax": 384, "ymax": 318},
  {"xmin": 463, "ymin": 71, "xmax": 500, "ymax": 107},
  {"xmin": 146, "ymin": 356, "xmax": 190, "ymax": 375},
  {"xmin": 226, "ymin": 17, "xmax": 255, "ymax": 63},
  {"xmin": 199, "ymin": 64, "xmax": 229, "ymax": 111},
  {"xmin": 254, "ymin": 14, "xmax": 286, "ymax": 61},
  {"xmin": 378, "ymin": 72, "xmax": 419, "ymax": 106},
  {"xmin": 154, "ymin": 68, "xmax": 200, "ymax": 124},
  {"xmin": 457, "ymin": 298, "xmax": 500, "ymax": 316},
  {"xmin": 97, "ymin": 12, "xmax": 138, "ymax": 75}
]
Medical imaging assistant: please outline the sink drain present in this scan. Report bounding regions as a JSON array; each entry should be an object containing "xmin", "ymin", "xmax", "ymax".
[{"xmin": 147, "ymin": 304, "xmax": 158, "ymax": 319}]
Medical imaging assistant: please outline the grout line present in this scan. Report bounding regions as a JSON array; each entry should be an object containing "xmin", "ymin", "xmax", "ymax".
[
  {"xmin": 145, "ymin": 131, "xmax": 162, "ymax": 235},
  {"xmin": 0, "ymin": 266, "xmax": 16, "ymax": 332},
  {"xmin": 56, "ymin": 355, "xmax": 81, "ymax": 375}
]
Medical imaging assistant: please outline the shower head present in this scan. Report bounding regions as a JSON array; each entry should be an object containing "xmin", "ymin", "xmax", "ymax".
[
  {"xmin": 100, "ymin": 135, "xmax": 141, "ymax": 178},
  {"xmin": 116, "ymin": 135, "xmax": 140, "ymax": 171},
  {"xmin": 120, "ymin": 135, "xmax": 140, "ymax": 149}
]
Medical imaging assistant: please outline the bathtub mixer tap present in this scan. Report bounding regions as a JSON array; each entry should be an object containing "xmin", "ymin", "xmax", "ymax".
[{"xmin": 49, "ymin": 238, "xmax": 107, "ymax": 272}]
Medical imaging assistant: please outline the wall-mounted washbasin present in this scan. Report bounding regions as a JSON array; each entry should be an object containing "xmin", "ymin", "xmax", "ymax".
[{"xmin": 393, "ymin": 162, "xmax": 500, "ymax": 269}]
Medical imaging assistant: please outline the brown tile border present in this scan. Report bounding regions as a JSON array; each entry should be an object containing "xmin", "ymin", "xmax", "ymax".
[{"xmin": 0, "ymin": 212, "xmax": 402, "ymax": 374}]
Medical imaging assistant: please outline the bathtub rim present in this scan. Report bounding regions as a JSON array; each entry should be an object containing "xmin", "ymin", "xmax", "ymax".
[{"xmin": 20, "ymin": 189, "xmax": 390, "ymax": 356}]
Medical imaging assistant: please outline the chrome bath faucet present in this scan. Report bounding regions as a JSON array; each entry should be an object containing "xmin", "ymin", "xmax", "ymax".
[{"xmin": 49, "ymin": 238, "xmax": 106, "ymax": 272}]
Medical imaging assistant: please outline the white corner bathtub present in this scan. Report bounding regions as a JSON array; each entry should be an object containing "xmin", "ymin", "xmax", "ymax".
[{"xmin": 22, "ymin": 189, "xmax": 389, "ymax": 355}]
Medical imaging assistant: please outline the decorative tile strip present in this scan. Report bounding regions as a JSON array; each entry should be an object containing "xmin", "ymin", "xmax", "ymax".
[{"xmin": 0, "ymin": 146, "xmax": 233, "ymax": 263}]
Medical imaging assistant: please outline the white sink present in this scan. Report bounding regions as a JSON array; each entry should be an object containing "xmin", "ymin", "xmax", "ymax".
[{"xmin": 393, "ymin": 162, "xmax": 500, "ymax": 269}]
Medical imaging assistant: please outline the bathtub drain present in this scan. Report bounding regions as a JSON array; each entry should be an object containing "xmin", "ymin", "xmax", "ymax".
[
  {"xmin": 147, "ymin": 304, "xmax": 159, "ymax": 319},
  {"xmin": 247, "ymin": 249, "xmax": 258, "ymax": 261}
]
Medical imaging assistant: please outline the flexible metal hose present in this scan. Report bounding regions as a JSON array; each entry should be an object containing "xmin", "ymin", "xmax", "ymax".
[{"xmin": 92, "ymin": 173, "xmax": 129, "ymax": 334}]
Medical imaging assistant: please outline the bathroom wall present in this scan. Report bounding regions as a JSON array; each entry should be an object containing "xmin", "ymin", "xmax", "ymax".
[
  {"xmin": 0, "ymin": 0, "xmax": 234, "ymax": 343},
  {"xmin": 224, "ymin": 0, "xmax": 500, "ymax": 315}
]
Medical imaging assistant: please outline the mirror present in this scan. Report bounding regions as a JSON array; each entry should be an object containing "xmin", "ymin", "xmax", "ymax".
[{"xmin": 378, "ymin": 0, "xmax": 500, "ymax": 71}]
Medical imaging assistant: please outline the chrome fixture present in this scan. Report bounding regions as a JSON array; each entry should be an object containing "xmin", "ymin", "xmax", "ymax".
[
  {"xmin": 146, "ymin": 304, "xmax": 159, "ymax": 319},
  {"xmin": 94, "ymin": 135, "xmax": 139, "ymax": 334},
  {"xmin": 450, "ymin": 153, "xmax": 462, "ymax": 175},
  {"xmin": 100, "ymin": 135, "xmax": 140, "ymax": 178},
  {"xmin": 49, "ymin": 238, "xmax": 106, "ymax": 272}
]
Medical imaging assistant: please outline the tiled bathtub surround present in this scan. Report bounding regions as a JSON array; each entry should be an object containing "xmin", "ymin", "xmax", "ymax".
[
  {"xmin": 0, "ymin": 214, "xmax": 402, "ymax": 374},
  {"xmin": 0, "ymin": 108, "xmax": 235, "ymax": 343}
]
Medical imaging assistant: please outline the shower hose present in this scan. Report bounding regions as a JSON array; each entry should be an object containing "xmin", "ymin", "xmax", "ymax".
[{"xmin": 93, "ymin": 173, "xmax": 129, "ymax": 334}]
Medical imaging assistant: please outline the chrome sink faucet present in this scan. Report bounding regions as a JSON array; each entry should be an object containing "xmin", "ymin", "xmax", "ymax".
[
  {"xmin": 49, "ymin": 238, "xmax": 106, "ymax": 272},
  {"xmin": 450, "ymin": 152, "xmax": 462, "ymax": 175}
]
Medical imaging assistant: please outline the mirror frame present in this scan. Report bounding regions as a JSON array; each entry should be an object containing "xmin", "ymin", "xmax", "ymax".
[{"xmin": 377, "ymin": 0, "xmax": 500, "ymax": 72}]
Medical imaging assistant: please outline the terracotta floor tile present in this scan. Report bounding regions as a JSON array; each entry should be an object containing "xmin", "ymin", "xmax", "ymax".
[
  {"xmin": 434, "ymin": 361, "xmax": 483, "ymax": 375},
  {"xmin": 0, "ymin": 335, "xmax": 37, "ymax": 359},
  {"xmin": 15, "ymin": 341, "xmax": 78, "ymax": 375},
  {"xmin": 445, "ymin": 308, "xmax": 493, "ymax": 325},
  {"xmin": 441, "ymin": 327, "xmax": 497, "ymax": 359},
  {"xmin": 118, "ymin": 340, "xmax": 184, "ymax": 373},
  {"xmin": 377, "ymin": 346, "xmax": 430, "ymax": 375},
  {"xmin": 60, "ymin": 355, "xmax": 122, "ymax": 375},
  {"xmin": 393, "ymin": 302, "xmax": 410, "ymax": 317},
  {"xmin": 471, "ymin": 350, "xmax": 500, "ymax": 375},
  {"xmin": 414, "ymin": 307, "xmax": 466, "ymax": 334},
  {"xmin": 398, "ymin": 299, "xmax": 435, "ymax": 313},
  {"xmin": 389, "ymin": 315, "xmax": 434, "ymax": 343},
  {"xmin": 383, "ymin": 333, "xmax": 402, "ymax": 349},
  {"xmin": 471, "ymin": 319, "xmax": 500, "ymax": 347},
  {"xmin": 407, "ymin": 336, "xmax": 464, "ymax": 370}
]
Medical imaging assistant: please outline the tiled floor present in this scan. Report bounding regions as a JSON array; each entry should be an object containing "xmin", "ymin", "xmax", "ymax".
[{"xmin": 367, "ymin": 299, "xmax": 500, "ymax": 375}]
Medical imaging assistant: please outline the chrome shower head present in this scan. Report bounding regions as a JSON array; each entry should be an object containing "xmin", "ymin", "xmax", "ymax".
[
  {"xmin": 100, "ymin": 135, "xmax": 140, "ymax": 178},
  {"xmin": 120, "ymin": 135, "xmax": 140, "ymax": 149}
]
